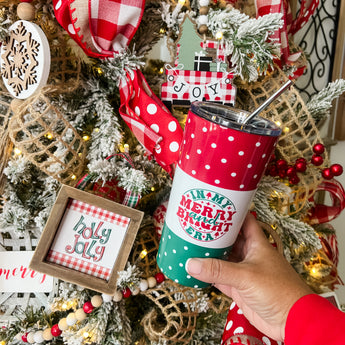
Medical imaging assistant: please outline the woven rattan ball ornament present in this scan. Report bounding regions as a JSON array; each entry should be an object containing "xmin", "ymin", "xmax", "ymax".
[{"xmin": 0, "ymin": 20, "xmax": 50, "ymax": 99}]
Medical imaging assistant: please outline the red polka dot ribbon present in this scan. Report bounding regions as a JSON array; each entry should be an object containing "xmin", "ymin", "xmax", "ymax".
[
  {"xmin": 53, "ymin": 0, "xmax": 184, "ymax": 174},
  {"xmin": 119, "ymin": 69, "xmax": 183, "ymax": 175},
  {"xmin": 255, "ymin": 0, "xmax": 319, "ymax": 68},
  {"xmin": 221, "ymin": 301, "xmax": 281, "ymax": 345}
]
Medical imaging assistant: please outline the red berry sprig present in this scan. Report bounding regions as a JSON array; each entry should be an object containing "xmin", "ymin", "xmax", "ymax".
[{"xmin": 265, "ymin": 143, "xmax": 343, "ymax": 184}]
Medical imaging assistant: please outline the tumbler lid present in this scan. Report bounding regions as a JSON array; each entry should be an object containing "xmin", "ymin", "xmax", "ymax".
[{"xmin": 190, "ymin": 102, "xmax": 282, "ymax": 137}]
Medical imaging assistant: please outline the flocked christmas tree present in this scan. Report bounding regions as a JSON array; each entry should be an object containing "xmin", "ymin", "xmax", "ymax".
[{"xmin": 0, "ymin": 1, "xmax": 345, "ymax": 344}]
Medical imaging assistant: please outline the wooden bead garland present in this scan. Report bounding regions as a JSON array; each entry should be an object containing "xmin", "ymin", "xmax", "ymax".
[
  {"xmin": 17, "ymin": 2, "xmax": 35, "ymax": 21},
  {"xmin": 17, "ymin": 272, "xmax": 166, "ymax": 342}
]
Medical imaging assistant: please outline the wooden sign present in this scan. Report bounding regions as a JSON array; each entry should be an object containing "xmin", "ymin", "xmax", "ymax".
[
  {"xmin": 0, "ymin": 251, "xmax": 54, "ymax": 293},
  {"xmin": 30, "ymin": 185, "xmax": 144, "ymax": 294}
]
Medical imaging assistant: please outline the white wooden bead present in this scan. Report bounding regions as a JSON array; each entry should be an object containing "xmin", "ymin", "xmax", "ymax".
[
  {"xmin": 112, "ymin": 290, "xmax": 123, "ymax": 302},
  {"xmin": 42, "ymin": 328, "xmax": 53, "ymax": 341},
  {"xmin": 198, "ymin": 15, "xmax": 208, "ymax": 25},
  {"xmin": 91, "ymin": 295, "xmax": 103, "ymax": 308},
  {"xmin": 199, "ymin": 0, "xmax": 210, "ymax": 6},
  {"xmin": 102, "ymin": 293, "xmax": 113, "ymax": 303},
  {"xmin": 147, "ymin": 276, "xmax": 157, "ymax": 288},
  {"xmin": 33, "ymin": 331, "xmax": 44, "ymax": 343},
  {"xmin": 75, "ymin": 308, "xmax": 87, "ymax": 321},
  {"xmin": 139, "ymin": 279, "xmax": 148, "ymax": 291},
  {"xmin": 66, "ymin": 312, "xmax": 77, "ymax": 326}
]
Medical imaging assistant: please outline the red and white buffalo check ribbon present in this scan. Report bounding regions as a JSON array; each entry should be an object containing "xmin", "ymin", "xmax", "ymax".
[
  {"xmin": 255, "ymin": 0, "xmax": 319, "ymax": 66},
  {"xmin": 53, "ymin": 0, "xmax": 145, "ymax": 58},
  {"xmin": 308, "ymin": 179, "xmax": 345, "ymax": 225}
]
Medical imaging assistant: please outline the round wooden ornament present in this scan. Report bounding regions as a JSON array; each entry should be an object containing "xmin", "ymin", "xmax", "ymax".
[{"xmin": 0, "ymin": 20, "xmax": 50, "ymax": 99}]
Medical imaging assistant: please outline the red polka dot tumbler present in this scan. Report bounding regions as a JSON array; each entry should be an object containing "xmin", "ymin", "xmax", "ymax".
[{"xmin": 157, "ymin": 102, "xmax": 282, "ymax": 287}]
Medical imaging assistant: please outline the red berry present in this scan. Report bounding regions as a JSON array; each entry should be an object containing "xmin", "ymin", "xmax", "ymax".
[
  {"xmin": 22, "ymin": 333, "xmax": 29, "ymax": 342},
  {"xmin": 313, "ymin": 143, "xmax": 325, "ymax": 155},
  {"xmin": 289, "ymin": 175, "xmax": 300, "ymax": 185},
  {"xmin": 278, "ymin": 168, "xmax": 287, "ymax": 179},
  {"xmin": 122, "ymin": 287, "xmax": 132, "ymax": 298},
  {"xmin": 295, "ymin": 161, "xmax": 307, "ymax": 172},
  {"xmin": 330, "ymin": 164, "xmax": 343, "ymax": 176},
  {"xmin": 267, "ymin": 165, "xmax": 278, "ymax": 177},
  {"xmin": 83, "ymin": 301, "xmax": 94, "ymax": 314},
  {"xmin": 311, "ymin": 154, "xmax": 323, "ymax": 166},
  {"xmin": 155, "ymin": 272, "xmax": 165, "ymax": 284},
  {"xmin": 286, "ymin": 166, "xmax": 297, "ymax": 177},
  {"xmin": 322, "ymin": 168, "xmax": 334, "ymax": 180},
  {"xmin": 276, "ymin": 159, "xmax": 287, "ymax": 169},
  {"xmin": 296, "ymin": 157, "xmax": 307, "ymax": 164},
  {"xmin": 51, "ymin": 324, "xmax": 62, "ymax": 337}
]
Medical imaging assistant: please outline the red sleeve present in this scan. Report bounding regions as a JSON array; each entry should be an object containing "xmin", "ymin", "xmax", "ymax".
[{"xmin": 285, "ymin": 293, "xmax": 345, "ymax": 345}]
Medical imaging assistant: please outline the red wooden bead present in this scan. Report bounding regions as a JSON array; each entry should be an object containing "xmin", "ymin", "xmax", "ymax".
[
  {"xmin": 83, "ymin": 301, "xmax": 94, "ymax": 314},
  {"xmin": 122, "ymin": 287, "xmax": 132, "ymax": 298},
  {"xmin": 311, "ymin": 154, "xmax": 323, "ymax": 166},
  {"xmin": 330, "ymin": 163, "xmax": 343, "ymax": 176},
  {"xmin": 313, "ymin": 143, "xmax": 325, "ymax": 155},
  {"xmin": 155, "ymin": 272, "xmax": 165, "ymax": 284},
  {"xmin": 322, "ymin": 168, "xmax": 334, "ymax": 180},
  {"xmin": 295, "ymin": 161, "xmax": 307, "ymax": 172},
  {"xmin": 51, "ymin": 324, "xmax": 62, "ymax": 337},
  {"xmin": 22, "ymin": 333, "xmax": 29, "ymax": 342}
]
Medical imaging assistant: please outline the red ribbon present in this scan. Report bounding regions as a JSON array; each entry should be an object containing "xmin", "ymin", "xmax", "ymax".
[
  {"xmin": 308, "ymin": 179, "xmax": 345, "ymax": 225},
  {"xmin": 119, "ymin": 69, "xmax": 183, "ymax": 175},
  {"xmin": 53, "ymin": 0, "xmax": 183, "ymax": 174},
  {"xmin": 255, "ymin": 0, "xmax": 319, "ymax": 69},
  {"xmin": 53, "ymin": 0, "xmax": 145, "ymax": 58}
]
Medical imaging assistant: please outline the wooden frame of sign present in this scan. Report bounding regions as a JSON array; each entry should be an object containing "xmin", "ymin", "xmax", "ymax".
[{"xmin": 30, "ymin": 185, "xmax": 143, "ymax": 294}]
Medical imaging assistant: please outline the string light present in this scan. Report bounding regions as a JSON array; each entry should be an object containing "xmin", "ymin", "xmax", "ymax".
[
  {"xmin": 71, "ymin": 175, "xmax": 77, "ymax": 181},
  {"xmin": 159, "ymin": 67, "xmax": 164, "ymax": 74},
  {"xmin": 83, "ymin": 135, "xmax": 90, "ymax": 141},
  {"xmin": 13, "ymin": 147, "xmax": 22, "ymax": 155},
  {"xmin": 151, "ymin": 186, "xmax": 155, "ymax": 192},
  {"xmin": 82, "ymin": 331, "xmax": 90, "ymax": 339},
  {"xmin": 140, "ymin": 249, "xmax": 148, "ymax": 259},
  {"xmin": 275, "ymin": 120, "xmax": 282, "ymax": 127},
  {"xmin": 45, "ymin": 132, "xmax": 53, "ymax": 140},
  {"xmin": 283, "ymin": 126, "xmax": 290, "ymax": 134},
  {"xmin": 215, "ymin": 31, "xmax": 223, "ymax": 40}
]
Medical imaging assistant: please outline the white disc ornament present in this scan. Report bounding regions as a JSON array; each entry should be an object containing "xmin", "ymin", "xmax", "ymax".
[{"xmin": 0, "ymin": 20, "xmax": 50, "ymax": 99}]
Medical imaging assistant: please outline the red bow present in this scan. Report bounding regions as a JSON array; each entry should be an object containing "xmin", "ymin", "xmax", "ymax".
[
  {"xmin": 308, "ymin": 179, "xmax": 345, "ymax": 225},
  {"xmin": 53, "ymin": 0, "xmax": 183, "ymax": 174},
  {"xmin": 255, "ymin": 0, "xmax": 319, "ymax": 67}
]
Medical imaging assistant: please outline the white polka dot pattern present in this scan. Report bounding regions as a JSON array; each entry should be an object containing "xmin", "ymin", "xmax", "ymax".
[
  {"xmin": 221, "ymin": 302, "xmax": 280, "ymax": 345},
  {"xmin": 179, "ymin": 111, "xmax": 278, "ymax": 191}
]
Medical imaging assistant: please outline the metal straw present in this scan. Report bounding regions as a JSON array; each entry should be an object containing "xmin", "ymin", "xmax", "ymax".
[{"xmin": 241, "ymin": 79, "xmax": 293, "ymax": 126}]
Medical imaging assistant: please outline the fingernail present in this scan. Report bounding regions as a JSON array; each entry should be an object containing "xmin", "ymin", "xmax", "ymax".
[{"xmin": 186, "ymin": 258, "xmax": 203, "ymax": 275}]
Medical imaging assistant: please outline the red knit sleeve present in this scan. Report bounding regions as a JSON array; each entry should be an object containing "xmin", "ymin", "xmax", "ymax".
[{"xmin": 285, "ymin": 293, "xmax": 345, "ymax": 345}]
